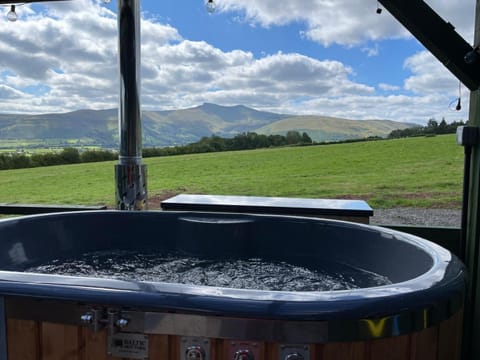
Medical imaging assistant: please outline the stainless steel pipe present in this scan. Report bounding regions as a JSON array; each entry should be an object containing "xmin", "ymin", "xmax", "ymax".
[{"xmin": 115, "ymin": 0, "xmax": 147, "ymax": 210}]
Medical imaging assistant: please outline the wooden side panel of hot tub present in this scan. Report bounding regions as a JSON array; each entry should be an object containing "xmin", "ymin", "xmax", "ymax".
[
  {"xmin": 5, "ymin": 311, "xmax": 463, "ymax": 360},
  {"xmin": 314, "ymin": 310, "xmax": 463, "ymax": 360}
]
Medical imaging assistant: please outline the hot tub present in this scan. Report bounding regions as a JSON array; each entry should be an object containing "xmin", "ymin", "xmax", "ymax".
[{"xmin": 0, "ymin": 211, "xmax": 465, "ymax": 360}]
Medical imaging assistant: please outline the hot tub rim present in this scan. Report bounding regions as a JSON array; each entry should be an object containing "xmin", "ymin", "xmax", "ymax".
[
  {"xmin": 0, "ymin": 209, "xmax": 451, "ymax": 278},
  {"xmin": 0, "ymin": 213, "xmax": 462, "ymax": 303}
]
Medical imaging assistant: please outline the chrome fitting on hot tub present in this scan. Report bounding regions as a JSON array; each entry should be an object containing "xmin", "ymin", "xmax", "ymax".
[
  {"xmin": 233, "ymin": 349, "xmax": 254, "ymax": 360},
  {"xmin": 108, "ymin": 309, "xmax": 130, "ymax": 334},
  {"xmin": 279, "ymin": 345, "xmax": 310, "ymax": 360},
  {"xmin": 80, "ymin": 308, "xmax": 106, "ymax": 333},
  {"xmin": 229, "ymin": 341, "xmax": 259, "ymax": 360},
  {"xmin": 284, "ymin": 354, "xmax": 304, "ymax": 360},
  {"xmin": 181, "ymin": 337, "xmax": 211, "ymax": 360},
  {"xmin": 80, "ymin": 308, "xmax": 131, "ymax": 334}
]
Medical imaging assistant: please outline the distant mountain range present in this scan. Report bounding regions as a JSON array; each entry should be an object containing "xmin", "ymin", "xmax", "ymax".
[{"xmin": 0, "ymin": 103, "xmax": 415, "ymax": 149}]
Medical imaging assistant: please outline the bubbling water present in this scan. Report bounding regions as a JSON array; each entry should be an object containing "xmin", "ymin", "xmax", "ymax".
[{"xmin": 26, "ymin": 250, "xmax": 391, "ymax": 291}]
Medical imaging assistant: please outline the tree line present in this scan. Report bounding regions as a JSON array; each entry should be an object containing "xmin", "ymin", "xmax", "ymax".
[
  {"xmin": 0, "ymin": 148, "xmax": 117, "ymax": 170},
  {"xmin": 388, "ymin": 118, "xmax": 466, "ymax": 139},
  {"xmin": 0, "ymin": 131, "xmax": 313, "ymax": 170},
  {"xmin": 143, "ymin": 131, "xmax": 313, "ymax": 157}
]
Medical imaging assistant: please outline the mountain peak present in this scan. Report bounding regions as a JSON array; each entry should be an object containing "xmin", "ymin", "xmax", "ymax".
[{"xmin": 200, "ymin": 103, "xmax": 248, "ymax": 111}]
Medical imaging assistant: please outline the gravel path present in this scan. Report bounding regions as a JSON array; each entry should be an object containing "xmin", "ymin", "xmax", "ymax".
[{"xmin": 370, "ymin": 208, "xmax": 461, "ymax": 227}]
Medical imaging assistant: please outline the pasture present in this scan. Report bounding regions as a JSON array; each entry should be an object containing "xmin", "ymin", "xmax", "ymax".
[{"xmin": 0, "ymin": 134, "xmax": 463, "ymax": 209}]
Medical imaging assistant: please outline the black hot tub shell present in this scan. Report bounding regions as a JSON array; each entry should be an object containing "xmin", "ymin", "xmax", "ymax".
[{"xmin": 0, "ymin": 211, "xmax": 465, "ymax": 360}]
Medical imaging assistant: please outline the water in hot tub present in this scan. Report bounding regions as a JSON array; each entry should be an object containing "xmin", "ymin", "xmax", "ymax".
[{"xmin": 26, "ymin": 250, "xmax": 391, "ymax": 291}]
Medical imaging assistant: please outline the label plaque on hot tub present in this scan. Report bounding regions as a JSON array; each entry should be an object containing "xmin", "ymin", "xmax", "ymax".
[{"xmin": 108, "ymin": 333, "xmax": 149, "ymax": 359}]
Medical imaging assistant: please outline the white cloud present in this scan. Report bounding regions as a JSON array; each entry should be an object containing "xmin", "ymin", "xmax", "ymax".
[
  {"xmin": 0, "ymin": 0, "xmax": 181, "ymax": 113},
  {"xmin": 218, "ymin": 0, "xmax": 475, "ymax": 46},
  {"xmin": 140, "ymin": 47, "xmax": 374, "ymax": 111},
  {"xmin": 291, "ymin": 93, "xmax": 468, "ymax": 125},
  {"xmin": 218, "ymin": 0, "xmax": 407, "ymax": 46},
  {"xmin": 403, "ymin": 51, "xmax": 467, "ymax": 96}
]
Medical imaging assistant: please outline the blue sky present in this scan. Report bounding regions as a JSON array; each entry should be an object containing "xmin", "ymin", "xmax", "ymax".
[{"xmin": 0, "ymin": 0, "xmax": 476, "ymax": 124}]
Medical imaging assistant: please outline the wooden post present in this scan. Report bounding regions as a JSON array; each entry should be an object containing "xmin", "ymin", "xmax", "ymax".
[{"xmin": 463, "ymin": 2, "xmax": 480, "ymax": 359}]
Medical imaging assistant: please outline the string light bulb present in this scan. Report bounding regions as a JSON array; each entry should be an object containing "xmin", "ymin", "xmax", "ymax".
[
  {"xmin": 456, "ymin": 98, "xmax": 462, "ymax": 111},
  {"xmin": 206, "ymin": 0, "xmax": 216, "ymax": 13},
  {"xmin": 456, "ymin": 81, "xmax": 462, "ymax": 111},
  {"xmin": 449, "ymin": 82, "xmax": 463, "ymax": 111},
  {"xmin": 7, "ymin": 4, "xmax": 17, "ymax": 22}
]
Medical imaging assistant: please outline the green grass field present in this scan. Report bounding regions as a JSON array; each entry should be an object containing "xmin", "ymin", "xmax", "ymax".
[{"xmin": 0, "ymin": 134, "xmax": 464, "ymax": 209}]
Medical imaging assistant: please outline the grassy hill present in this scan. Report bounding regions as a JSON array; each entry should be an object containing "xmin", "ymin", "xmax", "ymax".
[
  {"xmin": 0, "ymin": 134, "xmax": 463, "ymax": 209},
  {"xmin": 0, "ymin": 109, "xmax": 117, "ymax": 145},
  {"xmin": 0, "ymin": 104, "xmax": 415, "ymax": 149},
  {"xmin": 256, "ymin": 116, "xmax": 414, "ymax": 142}
]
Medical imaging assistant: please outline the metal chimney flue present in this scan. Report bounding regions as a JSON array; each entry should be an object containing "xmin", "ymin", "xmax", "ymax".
[{"xmin": 115, "ymin": 0, "xmax": 147, "ymax": 210}]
